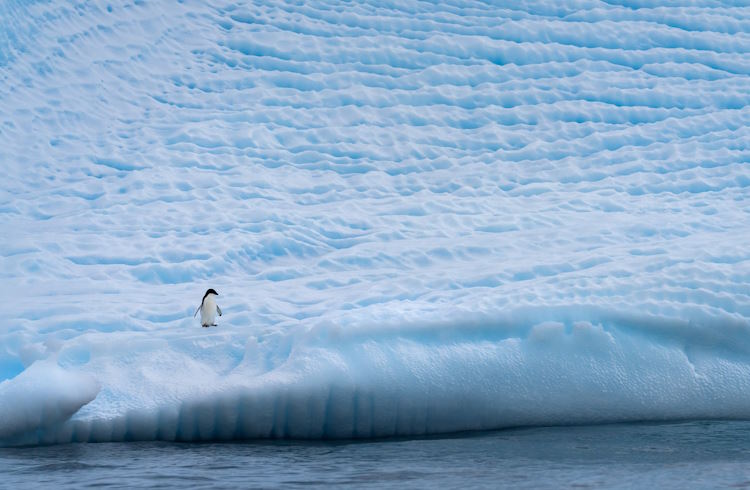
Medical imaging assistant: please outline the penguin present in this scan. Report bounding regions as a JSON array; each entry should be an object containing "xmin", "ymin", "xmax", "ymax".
[{"xmin": 193, "ymin": 288, "xmax": 222, "ymax": 327}]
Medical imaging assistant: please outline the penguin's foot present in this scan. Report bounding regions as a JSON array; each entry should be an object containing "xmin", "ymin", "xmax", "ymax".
[
  {"xmin": 211, "ymin": 323, "xmax": 217, "ymax": 326},
  {"xmin": 202, "ymin": 324, "xmax": 209, "ymax": 328}
]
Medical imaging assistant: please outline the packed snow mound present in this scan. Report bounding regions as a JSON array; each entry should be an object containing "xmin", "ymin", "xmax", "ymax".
[
  {"xmin": 0, "ymin": 360, "xmax": 99, "ymax": 441},
  {"xmin": 1, "ymin": 0, "xmax": 749, "ymax": 444}
]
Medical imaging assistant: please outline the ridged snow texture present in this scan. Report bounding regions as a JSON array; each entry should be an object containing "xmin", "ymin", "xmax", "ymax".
[{"xmin": 1, "ymin": 0, "xmax": 749, "ymax": 445}]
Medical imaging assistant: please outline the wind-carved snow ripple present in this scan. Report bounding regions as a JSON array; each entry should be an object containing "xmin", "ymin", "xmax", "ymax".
[{"xmin": 0, "ymin": 0, "xmax": 749, "ymax": 444}]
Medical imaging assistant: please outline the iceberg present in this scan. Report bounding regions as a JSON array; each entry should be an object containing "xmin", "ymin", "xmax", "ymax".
[{"xmin": 1, "ymin": 0, "xmax": 749, "ymax": 445}]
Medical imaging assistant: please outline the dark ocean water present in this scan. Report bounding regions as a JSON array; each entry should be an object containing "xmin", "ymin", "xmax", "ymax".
[{"xmin": 4, "ymin": 421, "xmax": 750, "ymax": 489}]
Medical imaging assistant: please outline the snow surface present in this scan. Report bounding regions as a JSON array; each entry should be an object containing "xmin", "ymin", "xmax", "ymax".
[{"xmin": 1, "ymin": 0, "xmax": 750, "ymax": 445}]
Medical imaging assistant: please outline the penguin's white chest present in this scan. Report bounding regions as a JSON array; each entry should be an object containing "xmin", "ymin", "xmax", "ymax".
[{"xmin": 200, "ymin": 295, "xmax": 218, "ymax": 325}]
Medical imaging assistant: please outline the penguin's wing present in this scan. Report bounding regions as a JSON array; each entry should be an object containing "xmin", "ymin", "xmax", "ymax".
[
  {"xmin": 193, "ymin": 305, "xmax": 201, "ymax": 318},
  {"xmin": 217, "ymin": 305, "xmax": 222, "ymax": 316}
]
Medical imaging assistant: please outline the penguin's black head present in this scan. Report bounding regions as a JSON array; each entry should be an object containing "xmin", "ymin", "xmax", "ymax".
[{"xmin": 203, "ymin": 288, "xmax": 219, "ymax": 300}]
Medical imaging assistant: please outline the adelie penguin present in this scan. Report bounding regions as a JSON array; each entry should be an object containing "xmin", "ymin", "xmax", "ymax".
[{"xmin": 194, "ymin": 288, "xmax": 222, "ymax": 327}]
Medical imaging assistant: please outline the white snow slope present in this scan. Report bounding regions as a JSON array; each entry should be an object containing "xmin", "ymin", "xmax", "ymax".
[{"xmin": 1, "ymin": 0, "xmax": 749, "ymax": 445}]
